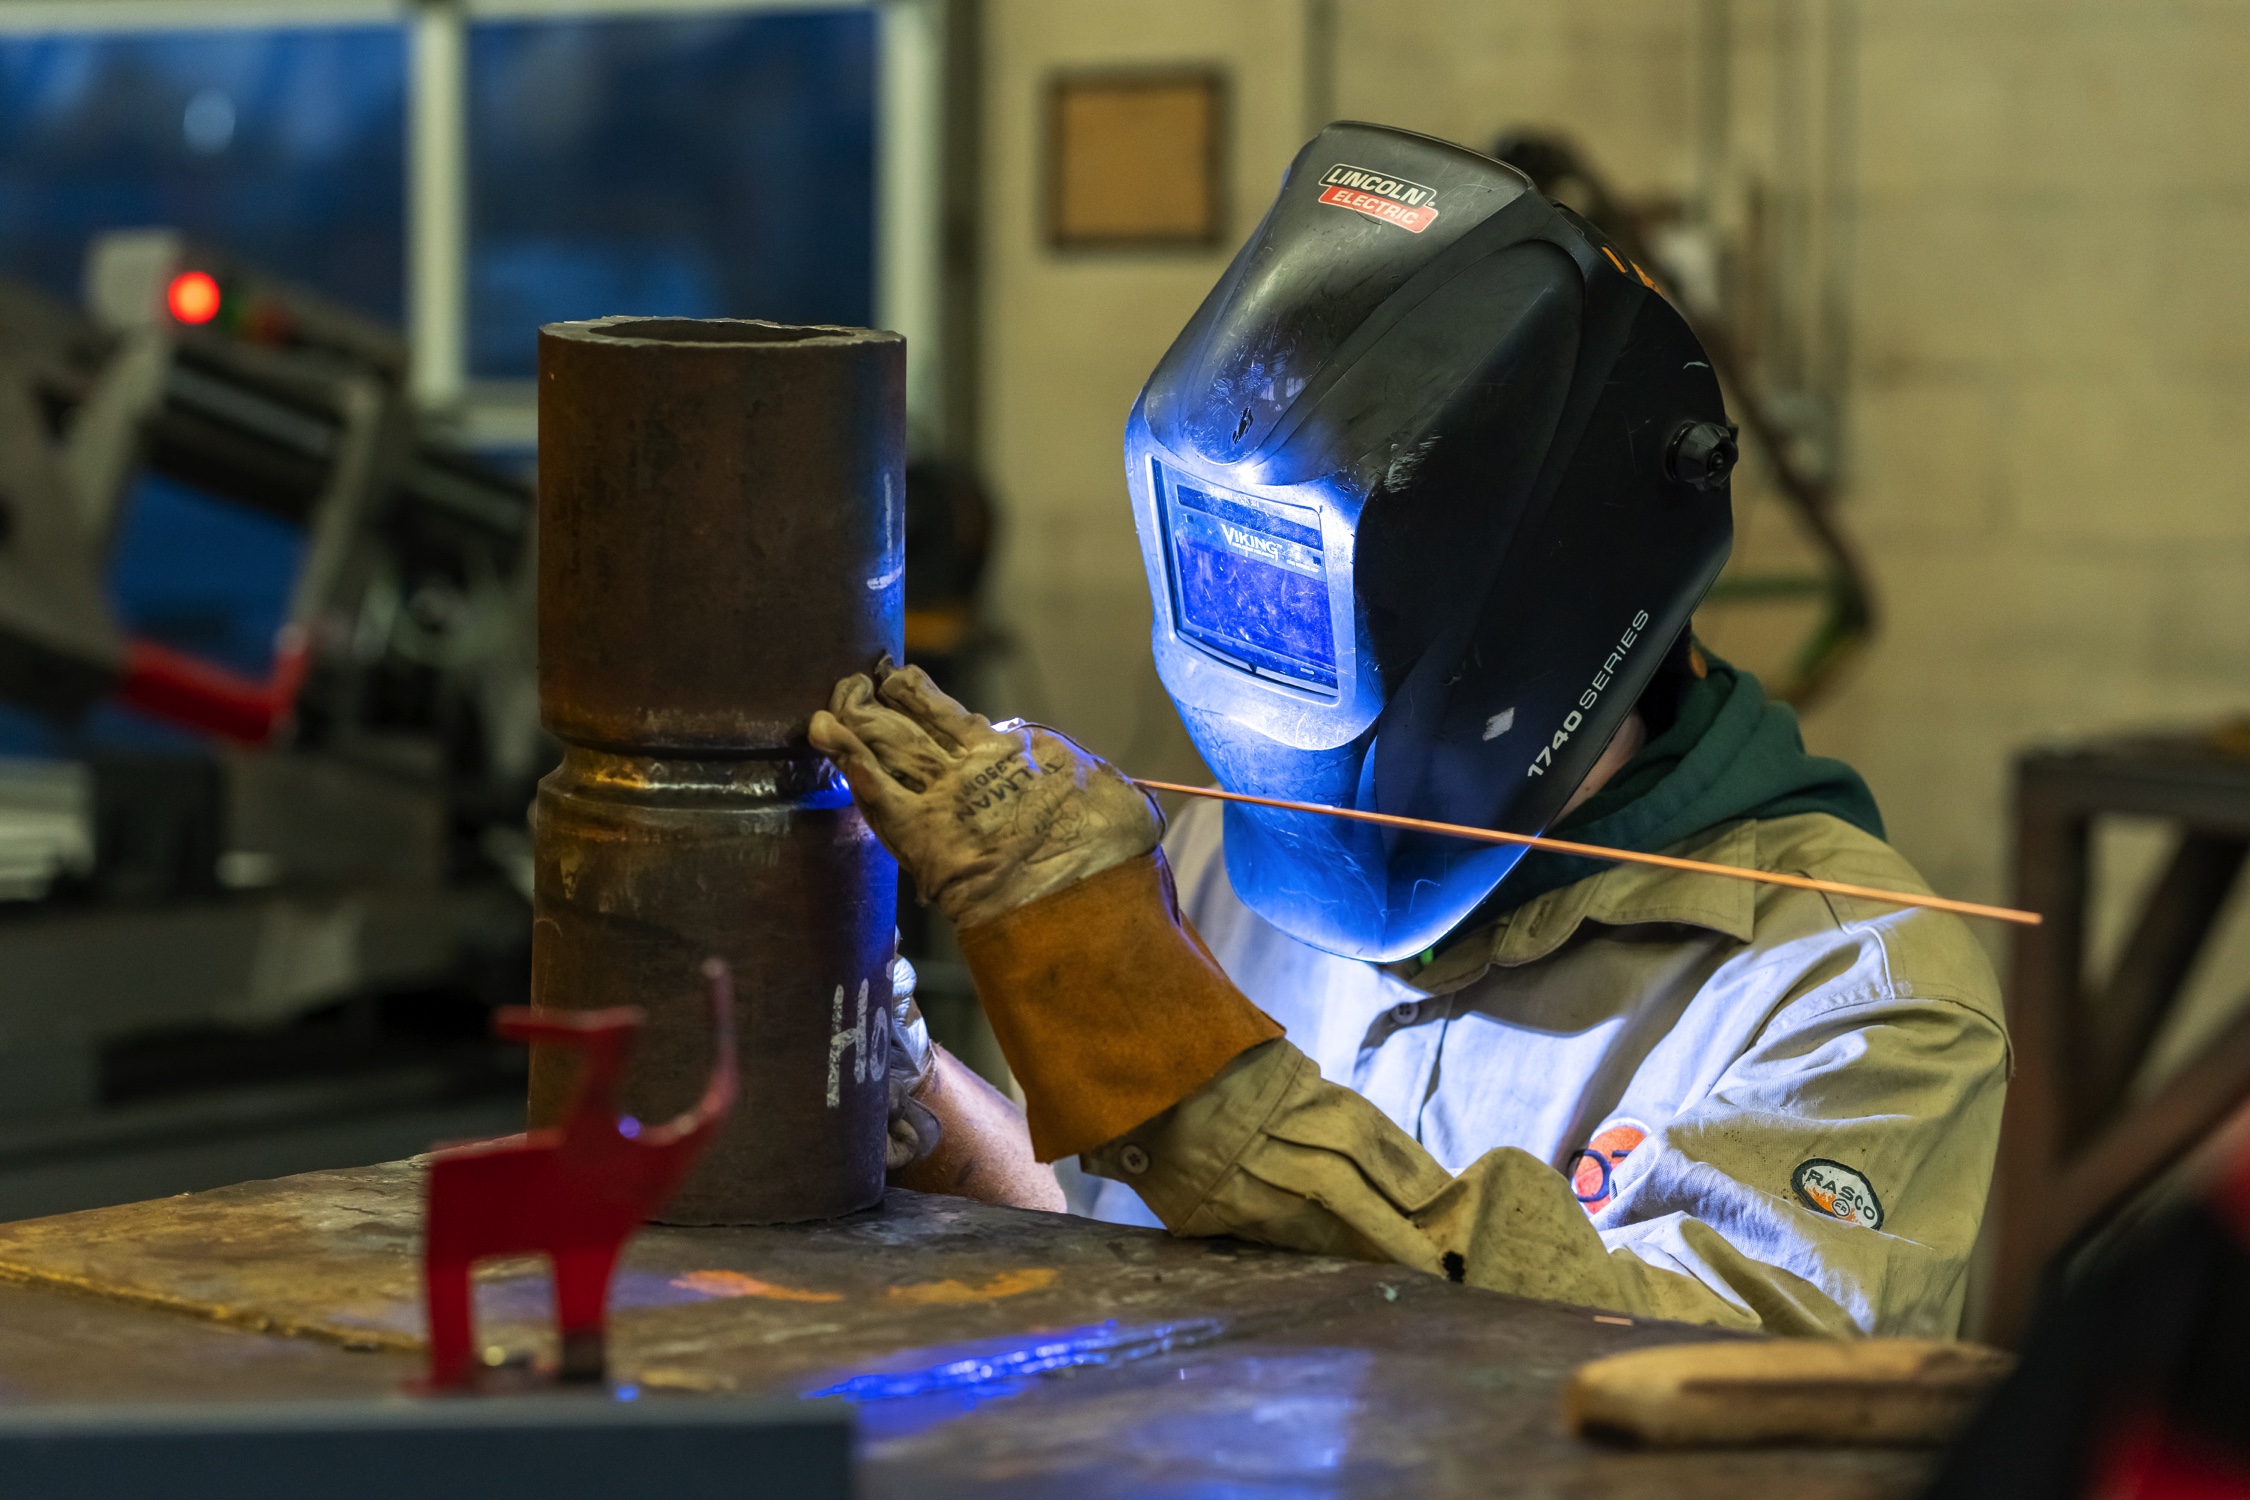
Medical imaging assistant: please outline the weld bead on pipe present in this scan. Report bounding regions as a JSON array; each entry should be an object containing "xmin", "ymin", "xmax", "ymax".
[{"xmin": 529, "ymin": 316, "xmax": 903, "ymax": 1225}]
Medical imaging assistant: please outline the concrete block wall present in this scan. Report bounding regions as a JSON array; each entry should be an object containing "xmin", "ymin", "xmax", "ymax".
[
  {"xmin": 1834, "ymin": 0, "xmax": 2250, "ymax": 1047},
  {"xmin": 1827, "ymin": 3, "xmax": 2250, "ymax": 912}
]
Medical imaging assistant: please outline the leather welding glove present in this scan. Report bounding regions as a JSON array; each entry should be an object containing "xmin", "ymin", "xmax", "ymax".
[
  {"xmin": 812, "ymin": 661, "xmax": 1283, "ymax": 1164},
  {"xmin": 808, "ymin": 663, "xmax": 1164, "ymax": 932}
]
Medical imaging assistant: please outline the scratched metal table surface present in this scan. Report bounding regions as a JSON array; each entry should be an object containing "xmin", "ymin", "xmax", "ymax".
[{"xmin": 0, "ymin": 1167, "xmax": 1936, "ymax": 1498}]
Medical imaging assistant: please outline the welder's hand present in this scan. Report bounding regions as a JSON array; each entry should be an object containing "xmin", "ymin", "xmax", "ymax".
[
  {"xmin": 808, "ymin": 663, "xmax": 1163, "ymax": 932},
  {"xmin": 884, "ymin": 950, "xmax": 942, "ymax": 1173}
]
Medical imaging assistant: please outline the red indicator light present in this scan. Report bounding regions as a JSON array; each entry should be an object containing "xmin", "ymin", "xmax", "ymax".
[{"xmin": 166, "ymin": 270, "xmax": 221, "ymax": 325}]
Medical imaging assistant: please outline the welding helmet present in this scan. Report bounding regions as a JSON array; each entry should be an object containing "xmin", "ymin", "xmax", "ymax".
[{"xmin": 1125, "ymin": 122, "xmax": 1735, "ymax": 963}]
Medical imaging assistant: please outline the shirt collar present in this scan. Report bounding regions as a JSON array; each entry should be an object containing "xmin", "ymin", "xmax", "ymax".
[{"xmin": 1392, "ymin": 820, "xmax": 1759, "ymax": 994}]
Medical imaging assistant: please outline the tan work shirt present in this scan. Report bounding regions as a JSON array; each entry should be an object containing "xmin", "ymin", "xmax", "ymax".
[{"xmin": 1078, "ymin": 803, "xmax": 2010, "ymax": 1337}]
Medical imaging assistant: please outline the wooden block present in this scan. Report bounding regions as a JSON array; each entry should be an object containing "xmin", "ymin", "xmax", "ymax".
[{"xmin": 1564, "ymin": 1337, "xmax": 2014, "ymax": 1448}]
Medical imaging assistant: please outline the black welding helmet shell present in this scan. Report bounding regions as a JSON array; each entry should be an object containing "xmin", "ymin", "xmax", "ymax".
[{"xmin": 1124, "ymin": 122, "xmax": 1734, "ymax": 963}]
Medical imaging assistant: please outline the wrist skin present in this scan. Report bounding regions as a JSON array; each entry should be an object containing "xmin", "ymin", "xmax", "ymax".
[{"xmin": 888, "ymin": 1045, "xmax": 1065, "ymax": 1212}]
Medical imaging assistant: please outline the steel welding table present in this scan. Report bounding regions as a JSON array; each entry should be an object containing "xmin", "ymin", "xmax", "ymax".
[{"xmin": 0, "ymin": 1166, "xmax": 1934, "ymax": 1497}]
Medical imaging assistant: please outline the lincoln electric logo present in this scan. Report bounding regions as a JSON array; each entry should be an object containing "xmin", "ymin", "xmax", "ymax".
[
  {"xmin": 1219, "ymin": 522, "xmax": 1285, "ymax": 563},
  {"xmin": 1317, "ymin": 164, "xmax": 1440, "ymax": 233}
]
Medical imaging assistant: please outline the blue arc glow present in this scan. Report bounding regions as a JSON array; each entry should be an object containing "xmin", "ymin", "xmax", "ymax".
[{"xmin": 805, "ymin": 1318, "xmax": 1228, "ymax": 1403}]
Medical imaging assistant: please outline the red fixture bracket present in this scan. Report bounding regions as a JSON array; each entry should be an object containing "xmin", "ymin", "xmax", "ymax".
[{"xmin": 421, "ymin": 960, "xmax": 738, "ymax": 1390}]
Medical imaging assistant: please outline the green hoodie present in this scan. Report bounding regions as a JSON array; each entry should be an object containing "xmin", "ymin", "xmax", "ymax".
[{"xmin": 1477, "ymin": 648, "xmax": 1884, "ymax": 921}]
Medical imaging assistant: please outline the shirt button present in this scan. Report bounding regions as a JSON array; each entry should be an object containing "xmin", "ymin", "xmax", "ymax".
[
  {"xmin": 1119, "ymin": 1143, "xmax": 1151, "ymax": 1175},
  {"xmin": 1391, "ymin": 1001, "xmax": 1418, "ymax": 1024}
]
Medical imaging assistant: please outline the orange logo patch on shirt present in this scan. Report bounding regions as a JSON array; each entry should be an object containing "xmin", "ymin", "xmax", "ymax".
[
  {"xmin": 1791, "ymin": 1159, "xmax": 1884, "ymax": 1230},
  {"xmin": 1568, "ymin": 1120, "xmax": 1648, "ymax": 1213}
]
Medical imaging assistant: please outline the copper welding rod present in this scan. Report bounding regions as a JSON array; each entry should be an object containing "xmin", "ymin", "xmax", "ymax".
[{"xmin": 1132, "ymin": 778, "xmax": 2042, "ymax": 928}]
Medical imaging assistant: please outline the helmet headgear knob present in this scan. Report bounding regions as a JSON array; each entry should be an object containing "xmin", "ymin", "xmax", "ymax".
[{"xmin": 1666, "ymin": 421, "xmax": 1739, "ymax": 490}]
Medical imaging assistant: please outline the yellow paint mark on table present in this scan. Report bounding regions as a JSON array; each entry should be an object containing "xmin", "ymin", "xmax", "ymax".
[
  {"xmin": 887, "ymin": 1267, "xmax": 1058, "ymax": 1305},
  {"xmin": 672, "ymin": 1269, "xmax": 844, "ymax": 1304}
]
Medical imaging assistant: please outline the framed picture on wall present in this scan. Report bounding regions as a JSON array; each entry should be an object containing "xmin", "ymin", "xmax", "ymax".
[{"xmin": 1046, "ymin": 68, "xmax": 1228, "ymax": 250}]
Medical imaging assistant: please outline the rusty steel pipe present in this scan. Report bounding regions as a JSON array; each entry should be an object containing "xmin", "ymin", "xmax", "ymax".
[{"xmin": 529, "ymin": 316, "xmax": 902, "ymax": 1224}]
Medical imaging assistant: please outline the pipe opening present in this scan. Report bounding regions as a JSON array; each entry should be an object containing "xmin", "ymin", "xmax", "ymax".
[{"xmin": 579, "ymin": 318, "xmax": 871, "ymax": 346}]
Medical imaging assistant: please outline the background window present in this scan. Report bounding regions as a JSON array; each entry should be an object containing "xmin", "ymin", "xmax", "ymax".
[
  {"xmin": 466, "ymin": 10, "xmax": 876, "ymax": 379},
  {"xmin": 0, "ymin": 27, "xmax": 406, "ymax": 321}
]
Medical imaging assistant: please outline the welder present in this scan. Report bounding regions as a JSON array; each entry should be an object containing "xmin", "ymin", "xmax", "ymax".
[{"xmin": 823, "ymin": 123, "xmax": 2007, "ymax": 1337}]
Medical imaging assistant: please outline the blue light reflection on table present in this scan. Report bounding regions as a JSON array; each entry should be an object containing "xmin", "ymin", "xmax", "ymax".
[
  {"xmin": 836, "ymin": 1334, "xmax": 1387, "ymax": 1499},
  {"xmin": 804, "ymin": 1318, "xmax": 1229, "ymax": 1439},
  {"xmin": 807, "ymin": 1322, "xmax": 1397, "ymax": 1496}
]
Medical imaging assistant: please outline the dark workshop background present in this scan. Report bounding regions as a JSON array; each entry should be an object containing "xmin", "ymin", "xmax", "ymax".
[{"xmin": 0, "ymin": 0, "xmax": 2243, "ymax": 1241}]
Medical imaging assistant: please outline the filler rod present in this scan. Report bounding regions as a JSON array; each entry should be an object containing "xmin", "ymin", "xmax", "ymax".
[{"xmin": 1132, "ymin": 778, "xmax": 2041, "ymax": 927}]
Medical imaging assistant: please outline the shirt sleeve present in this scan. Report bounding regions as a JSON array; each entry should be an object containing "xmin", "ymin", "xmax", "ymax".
[{"xmin": 1083, "ymin": 981, "xmax": 2009, "ymax": 1337}]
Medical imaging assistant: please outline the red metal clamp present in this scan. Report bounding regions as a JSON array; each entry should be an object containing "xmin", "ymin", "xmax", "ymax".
[
  {"xmin": 421, "ymin": 959, "xmax": 738, "ymax": 1389},
  {"xmin": 115, "ymin": 626, "xmax": 310, "ymax": 744}
]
